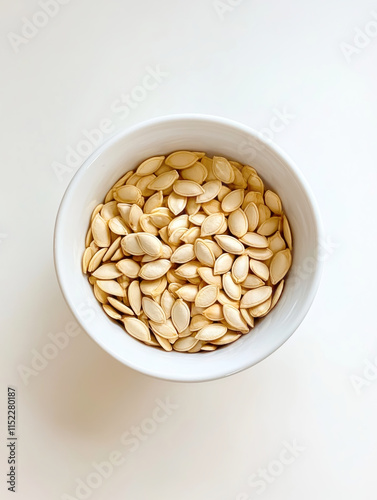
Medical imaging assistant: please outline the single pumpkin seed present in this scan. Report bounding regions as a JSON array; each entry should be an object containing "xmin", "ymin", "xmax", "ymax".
[
  {"xmin": 139, "ymin": 259, "xmax": 172, "ymax": 280},
  {"xmin": 171, "ymin": 299, "xmax": 190, "ymax": 333},
  {"xmin": 116, "ymin": 259, "xmax": 140, "ymax": 278},
  {"xmin": 228, "ymin": 208, "xmax": 248, "ymax": 238},
  {"xmin": 240, "ymin": 232, "xmax": 268, "ymax": 248},
  {"xmin": 231, "ymin": 255, "xmax": 249, "ymax": 284},
  {"xmin": 91, "ymin": 214, "xmax": 111, "ymax": 247},
  {"xmin": 123, "ymin": 317, "xmax": 151, "ymax": 342},
  {"xmin": 176, "ymin": 284, "xmax": 199, "ymax": 302},
  {"xmin": 181, "ymin": 162, "xmax": 207, "ymax": 183},
  {"xmin": 194, "ymin": 239, "xmax": 216, "ymax": 267},
  {"xmin": 147, "ymin": 170, "xmax": 179, "ymax": 191},
  {"xmin": 201, "ymin": 213, "xmax": 226, "ymax": 237},
  {"xmin": 212, "ymin": 156, "xmax": 235, "ymax": 184},
  {"xmin": 165, "ymin": 151, "xmax": 199, "ymax": 169},
  {"xmin": 244, "ymin": 202, "xmax": 259, "ymax": 232},
  {"xmin": 173, "ymin": 336, "xmax": 199, "ymax": 352},
  {"xmin": 195, "ymin": 285, "xmax": 218, "ymax": 308},
  {"xmin": 121, "ymin": 233, "xmax": 144, "ymax": 255},
  {"xmin": 136, "ymin": 156, "xmax": 165, "ymax": 176},
  {"xmin": 264, "ymin": 190, "xmax": 283, "ymax": 214},
  {"xmin": 211, "ymin": 332, "xmax": 241, "ymax": 345},
  {"xmin": 108, "ymin": 296, "xmax": 134, "ymax": 315},
  {"xmin": 196, "ymin": 324, "xmax": 227, "ymax": 341},
  {"xmin": 223, "ymin": 304, "xmax": 249, "ymax": 332},
  {"xmin": 213, "ymin": 253, "xmax": 235, "ymax": 275},
  {"xmin": 196, "ymin": 180, "xmax": 222, "ymax": 203},
  {"xmin": 113, "ymin": 185, "xmax": 142, "ymax": 204},
  {"xmin": 173, "ymin": 180, "xmax": 205, "ymax": 197},
  {"xmin": 103, "ymin": 304, "xmax": 122, "ymax": 320},
  {"xmin": 167, "ymin": 192, "xmax": 187, "ymax": 215},
  {"xmin": 203, "ymin": 304, "xmax": 224, "ymax": 321},
  {"xmin": 240, "ymin": 286, "xmax": 272, "ymax": 308},
  {"xmin": 82, "ymin": 247, "xmax": 93, "ymax": 274},
  {"xmin": 214, "ymin": 235, "xmax": 245, "ymax": 255},
  {"xmin": 257, "ymin": 216, "xmax": 281, "ymax": 236},
  {"xmin": 283, "ymin": 215, "xmax": 293, "ymax": 250},
  {"xmin": 101, "ymin": 201, "xmax": 119, "ymax": 221},
  {"xmin": 142, "ymin": 297, "xmax": 166, "ymax": 324},
  {"xmin": 250, "ymin": 297, "xmax": 272, "ymax": 317},
  {"xmin": 222, "ymin": 272, "xmax": 242, "ymax": 301},
  {"xmin": 97, "ymin": 280, "xmax": 124, "ymax": 297},
  {"xmin": 270, "ymin": 249, "xmax": 292, "ymax": 285},
  {"xmin": 128, "ymin": 281, "xmax": 142, "ymax": 315},
  {"xmin": 92, "ymin": 263, "xmax": 123, "ymax": 279},
  {"xmin": 197, "ymin": 267, "xmax": 222, "ymax": 286},
  {"xmin": 221, "ymin": 189, "xmax": 244, "ymax": 212}
]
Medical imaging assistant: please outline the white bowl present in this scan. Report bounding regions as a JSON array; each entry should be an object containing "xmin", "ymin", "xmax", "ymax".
[{"xmin": 54, "ymin": 114, "xmax": 323, "ymax": 382}]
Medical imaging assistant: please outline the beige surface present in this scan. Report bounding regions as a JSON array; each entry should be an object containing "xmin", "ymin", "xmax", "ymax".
[{"xmin": 1, "ymin": 0, "xmax": 377, "ymax": 498}]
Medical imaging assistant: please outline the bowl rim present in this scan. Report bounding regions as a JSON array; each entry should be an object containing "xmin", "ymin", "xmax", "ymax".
[{"xmin": 54, "ymin": 113, "xmax": 324, "ymax": 382}]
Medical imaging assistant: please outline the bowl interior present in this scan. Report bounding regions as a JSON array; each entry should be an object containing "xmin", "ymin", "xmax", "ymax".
[{"xmin": 54, "ymin": 115, "xmax": 323, "ymax": 382}]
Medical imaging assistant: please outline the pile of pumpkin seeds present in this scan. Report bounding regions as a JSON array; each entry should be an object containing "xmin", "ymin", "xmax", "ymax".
[{"xmin": 83, "ymin": 151, "xmax": 293, "ymax": 352}]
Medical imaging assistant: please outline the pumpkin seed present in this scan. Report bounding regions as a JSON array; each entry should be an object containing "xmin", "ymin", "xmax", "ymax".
[
  {"xmin": 222, "ymin": 272, "xmax": 241, "ymax": 301},
  {"xmin": 196, "ymin": 324, "xmax": 227, "ymax": 341},
  {"xmin": 194, "ymin": 239, "xmax": 215, "ymax": 267},
  {"xmin": 211, "ymin": 332, "xmax": 242, "ymax": 345},
  {"xmin": 92, "ymin": 263, "xmax": 123, "ymax": 279},
  {"xmin": 212, "ymin": 157, "xmax": 235, "ymax": 184},
  {"xmin": 214, "ymin": 235, "xmax": 245, "ymax": 255},
  {"xmin": 231, "ymin": 255, "xmax": 249, "ymax": 284},
  {"xmin": 91, "ymin": 214, "xmax": 111, "ymax": 247},
  {"xmin": 136, "ymin": 233, "xmax": 162, "ymax": 257},
  {"xmin": 228, "ymin": 208, "xmax": 248, "ymax": 238},
  {"xmin": 167, "ymin": 192, "xmax": 187, "ymax": 215},
  {"xmin": 123, "ymin": 317, "xmax": 151, "ymax": 342},
  {"xmin": 103, "ymin": 304, "xmax": 122, "ymax": 320},
  {"xmin": 240, "ymin": 232, "xmax": 268, "ymax": 248},
  {"xmin": 270, "ymin": 249, "xmax": 292, "ymax": 285},
  {"xmin": 97, "ymin": 280, "xmax": 124, "ymax": 297},
  {"xmin": 195, "ymin": 285, "xmax": 218, "ymax": 308},
  {"xmin": 139, "ymin": 259, "xmax": 172, "ymax": 280},
  {"xmin": 181, "ymin": 162, "xmax": 207, "ymax": 183},
  {"xmin": 283, "ymin": 215, "xmax": 293, "ymax": 250},
  {"xmin": 203, "ymin": 304, "xmax": 224, "ymax": 321},
  {"xmin": 223, "ymin": 304, "xmax": 249, "ymax": 332},
  {"xmin": 173, "ymin": 180, "xmax": 205, "ymax": 197},
  {"xmin": 116, "ymin": 259, "xmax": 140, "ymax": 278},
  {"xmin": 141, "ymin": 297, "xmax": 166, "ymax": 323},
  {"xmin": 136, "ymin": 156, "xmax": 165, "ymax": 176},
  {"xmin": 214, "ymin": 252, "xmax": 235, "ymax": 275},
  {"xmin": 201, "ymin": 213, "xmax": 226, "ymax": 237},
  {"xmin": 196, "ymin": 180, "xmax": 222, "ymax": 203},
  {"xmin": 82, "ymin": 247, "xmax": 93, "ymax": 274},
  {"xmin": 197, "ymin": 267, "xmax": 222, "ymax": 286},
  {"xmin": 240, "ymin": 286, "xmax": 272, "ymax": 308},
  {"xmin": 165, "ymin": 151, "xmax": 199, "ymax": 169},
  {"xmin": 108, "ymin": 297, "xmax": 134, "ymax": 315},
  {"xmin": 250, "ymin": 298, "xmax": 272, "ymax": 317},
  {"xmin": 221, "ymin": 189, "xmax": 244, "ymax": 212},
  {"xmin": 257, "ymin": 216, "xmax": 281, "ymax": 236},
  {"xmin": 113, "ymin": 185, "xmax": 142, "ymax": 204},
  {"xmin": 171, "ymin": 299, "xmax": 190, "ymax": 333},
  {"xmin": 128, "ymin": 281, "xmax": 142, "ymax": 315}
]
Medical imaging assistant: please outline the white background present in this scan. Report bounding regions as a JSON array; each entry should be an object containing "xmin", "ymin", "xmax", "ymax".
[{"xmin": 1, "ymin": 0, "xmax": 377, "ymax": 499}]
